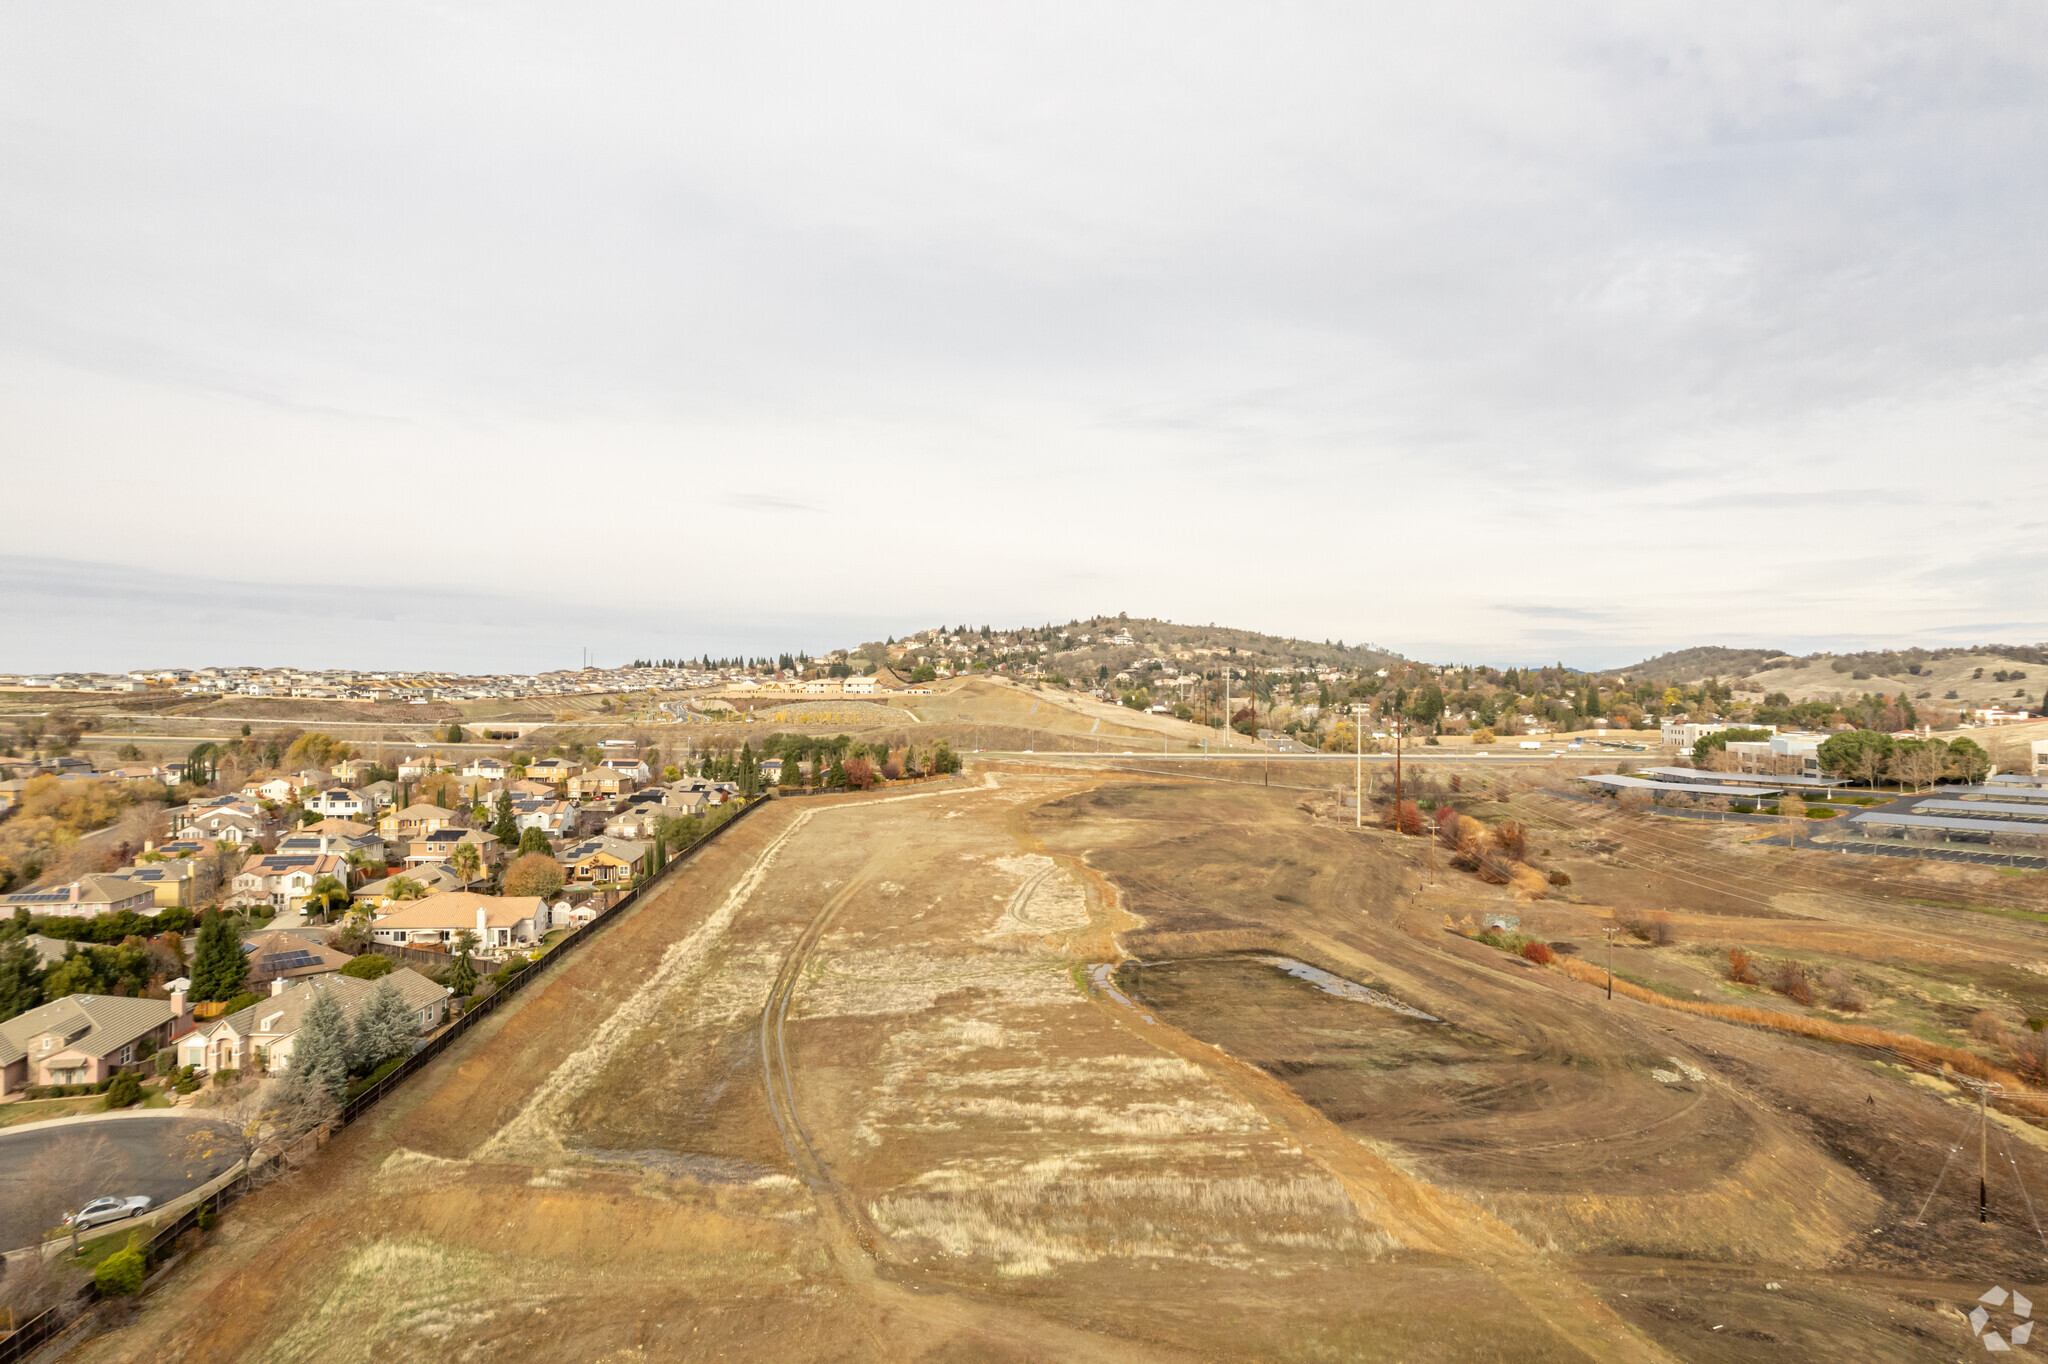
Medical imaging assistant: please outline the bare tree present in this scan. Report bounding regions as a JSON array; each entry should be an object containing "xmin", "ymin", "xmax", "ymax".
[{"xmin": 180, "ymin": 1078, "xmax": 337, "ymax": 1183}]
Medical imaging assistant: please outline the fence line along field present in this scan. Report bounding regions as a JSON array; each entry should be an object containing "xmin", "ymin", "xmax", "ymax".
[{"xmin": 56, "ymin": 753, "xmax": 2048, "ymax": 1362}]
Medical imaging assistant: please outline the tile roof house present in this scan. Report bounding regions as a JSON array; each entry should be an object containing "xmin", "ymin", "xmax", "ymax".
[
  {"xmin": 525, "ymin": 758, "xmax": 582, "ymax": 784},
  {"xmin": 305, "ymin": 788, "xmax": 371, "ymax": 819},
  {"xmin": 173, "ymin": 802, "xmax": 271, "ymax": 844},
  {"xmin": 2, "ymin": 992, "xmax": 190, "ymax": 1097},
  {"xmin": 353, "ymin": 863, "xmax": 473, "ymax": 907},
  {"xmin": 560, "ymin": 837, "xmax": 652, "ymax": 886},
  {"xmin": 231, "ymin": 852, "xmax": 347, "ymax": 912},
  {"xmin": 379, "ymin": 804, "xmax": 457, "ymax": 841},
  {"xmin": 0, "ymin": 875, "xmax": 160, "ymax": 920},
  {"xmin": 104, "ymin": 858, "xmax": 201, "ymax": 909},
  {"xmin": 241, "ymin": 929, "xmax": 353, "ymax": 986},
  {"xmin": 371, "ymin": 892, "xmax": 554, "ymax": 951},
  {"xmin": 568, "ymin": 771, "xmax": 636, "ymax": 801},
  {"xmin": 174, "ymin": 969, "xmax": 447, "ymax": 1078},
  {"xmin": 461, "ymin": 757, "xmax": 510, "ymax": 781},
  {"xmin": 399, "ymin": 828, "xmax": 496, "ymax": 870}
]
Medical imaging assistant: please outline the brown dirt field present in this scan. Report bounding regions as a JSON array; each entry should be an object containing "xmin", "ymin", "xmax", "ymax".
[{"xmin": 60, "ymin": 763, "xmax": 2048, "ymax": 1361}]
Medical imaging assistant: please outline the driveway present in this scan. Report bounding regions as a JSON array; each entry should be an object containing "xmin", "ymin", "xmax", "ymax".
[{"xmin": 0, "ymin": 1113, "xmax": 235, "ymax": 1251}]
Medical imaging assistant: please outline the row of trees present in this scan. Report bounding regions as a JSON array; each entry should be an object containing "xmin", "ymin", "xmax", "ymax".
[{"xmin": 1815, "ymin": 731, "xmax": 1991, "ymax": 790}]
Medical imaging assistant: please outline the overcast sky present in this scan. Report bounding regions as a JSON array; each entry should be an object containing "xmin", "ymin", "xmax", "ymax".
[{"xmin": 4, "ymin": 3, "xmax": 2046, "ymax": 672}]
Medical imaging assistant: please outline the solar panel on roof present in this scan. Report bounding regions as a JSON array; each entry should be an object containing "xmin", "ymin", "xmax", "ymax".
[{"xmin": 259, "ymin": 950, "xmax": 319, "ymax": 972}]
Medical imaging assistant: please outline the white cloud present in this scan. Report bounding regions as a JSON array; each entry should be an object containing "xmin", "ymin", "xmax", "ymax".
[{"xmin": 1, "ymin": 2, "xmax": 2045, "ymax": 668}]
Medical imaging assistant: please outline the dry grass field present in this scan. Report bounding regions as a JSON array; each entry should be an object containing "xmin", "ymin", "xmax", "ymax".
[{"xmin": 57, "ymin": 757, "xmax": 2048, "ymax": 1362}]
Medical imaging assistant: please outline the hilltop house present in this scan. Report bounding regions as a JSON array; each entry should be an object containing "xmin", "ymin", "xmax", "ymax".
[
  {"xmin": 232, "ymin": 852, "xmax": 347, "ymax": 912},
  {"xmin": 174, "ymin": 970, "xmax": 447, "ymax": 1078},
  {"xmin": 560, "ymin": 837, "xmax": 652, "ymax": 886},
  {"xmin": 370, "ymin": 892, "xmax": 553, "ymax": 951}
]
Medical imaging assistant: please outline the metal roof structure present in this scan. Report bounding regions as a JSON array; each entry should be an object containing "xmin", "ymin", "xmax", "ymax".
[
  {"xmin": 1579, "ymin": 774, "xmax": 1785, "ymax": 798},
  {"xmin": 1910, "ymin": 800, "xmax": 2048, "ymax": 820},
  {"xmin": 1934, "ymin": 785, "xmax": 2048, "ymax": 802},
  {"xmin": 1850, "ymin": 811, "xmax": 2048, "ymax": 837},
  {"xmin": 1639, "ymin": 766, "xmax": 1847, "ymax": 789}
]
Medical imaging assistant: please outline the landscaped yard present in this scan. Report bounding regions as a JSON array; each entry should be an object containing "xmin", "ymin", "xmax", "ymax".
[{"xmin": 0, "ymin": 1090, "xmax": 173, "ymax": 1130}]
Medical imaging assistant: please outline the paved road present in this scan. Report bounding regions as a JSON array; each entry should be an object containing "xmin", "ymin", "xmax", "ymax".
[{"xmin": 0, "ymin": 1113, "xmax": 234, "ymax": 1251}]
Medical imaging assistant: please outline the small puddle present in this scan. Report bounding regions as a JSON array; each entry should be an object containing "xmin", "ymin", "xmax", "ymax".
[
  {"xmin": 1087, "ymin": 963, "xmax": 1156, "ymax": 1023},
  {"xmin": 1254, "ymin": 956, "xmax": 1441, "ymax": 1022}
]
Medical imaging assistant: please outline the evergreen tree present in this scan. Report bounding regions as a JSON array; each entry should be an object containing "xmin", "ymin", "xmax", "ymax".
[
  {"xmin": 349, "ymin": 978, "xmax": 416, "ymax": 1073},
  {"xmin": 190, "ymin": 911, "xmax": 249, "ymax": 1003},
  {"xmin": 518, "ymin": 826, "xmax": 552, "ymax": 856},
  {"xmin": 0, "ymin": 937, "xmax": 45, "ymax": 1021},
  {"xmin": 493, "ymin": 792, "xmax": 520, "ymax": 847},
  {"xmin": 448, "ymin": 930, "xmax": 479, "ymax": 998},
  {"xmin": 288, "ymin": 986, "xmax": 351, "ymax": 1098}
]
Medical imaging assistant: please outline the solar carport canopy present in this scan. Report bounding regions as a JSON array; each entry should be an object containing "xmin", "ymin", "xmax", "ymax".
[
  {"xmin": 1936, "ymin": 785, "xmax": 2048, "ymax": 802},
  {"xmin": 1579, "ymin": 774, "xmax": 1785, "ymax": 797},
  {"xmin": 1851, "ymin": 811, "xmax": 2048, "ymax": 835},
  {"xmin": 1910, "ymin": 800, "xmax": 2048, "ymax": 819},
  {"xmin": 1640, "ymin": 767, "xmax": 1845, "ymax": 788}
]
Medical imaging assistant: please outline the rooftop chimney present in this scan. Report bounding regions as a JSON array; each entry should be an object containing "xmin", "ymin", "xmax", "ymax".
[
  {"xmin": 477, "ymin": 905, "xmax": 489, "ymax": 936},
  {"xmin": 169, "ymin": 988, "xmax": 187, "ymax": 1018},
  {"xmin": 272, "ymin": 977, "xmax": 287, "ymax": 996}
]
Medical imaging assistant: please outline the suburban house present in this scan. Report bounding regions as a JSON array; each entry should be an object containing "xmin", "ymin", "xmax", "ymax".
[
  {"xmin": 396, "ymin": 754, "xmax": 448, "ymax": 781},
  {"xmin": 398, "ymin": 827, "xmax": 496, "ymax": 870},
  {"xmin": 604, "ymin": 808, "xmax": 664, "ymax": 840},
  {"xmin": 370, "ymin": 892, "xmax": 553, "ymax": 951},
  {"xmin": 462, "ymin": 757, "xmax": 510, "ymax": 781},
  {"xmin": 241, "ymin": 777, "xmax": 300, "ymax": 804},
  {"xmin": 353, "ymin": 863, "xmax": 473, "ymax": 906},
  {"xmin": 379, "ymin": 803, "xmax": 456, "ymax": 842},
  {"xmin": 598, "ymin": 757, "xmax": 652, "ymax": 782},
  {"xmin": 0, "ymin": 875, "xmax": 160, "ymax": 920},
  {"xmin": 360, "ymin": 780, "xmax": 400, "ymax": 810},
  {"xmin": 525, "ymin": 758, "xmax": 582, "ymax": 784},
  {"xmin": 305, "ymin": 788, "xmax": 371, "ymax": 820},
  {"xmin": 175, "ymin": 970, "xmax": 447, "ymax": 1078},
  {"xmin": 2, "ymin": 992, "xmax": 191, "ymax": 1097},
  {"xmin": 568, "ymin": 770, "xmax": 636, "ymax": 801},
  {"xmin": 513, "ymin": 799, "xmax": 583, "ymax": 839},
  {"xmin": 105, "ymin": 858, "xmax": 201, "ymax": 909},
  {"xmin": 506, "ymin": 779, "xmax": 556, "ymax": 799},
  {"xmin": 560, "ymin": 836, "xmax": 652, "ymax": 886},
  {"xmin": 242, "ymin": 929, "xmax": 353, "ymax": 987},
  {"xmin": 277, "ymin": 827, "xmax": 384, "ymax": 866},
  {"xmin": 173, "ymin": 801, "xmax": 270, "ymax": 844},
  {"xmin": 231, "ymin": 852, "xmax": 348, "ymax": 912},
  {"xmin": 331, "ymin": 758, "xmax": 379, "ymax": 784}
]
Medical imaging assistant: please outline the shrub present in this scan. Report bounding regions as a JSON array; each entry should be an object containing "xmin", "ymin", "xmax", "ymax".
[
  {"xmin": 1547, "ymin": 870, "xmax": 1571, "ymax": 887},
  {"xmin": 340, "ymin": 953, "xmax": 394, "ymax": 980},
  {"xmin": 1972, "ymin": 1009, "xmax": 2007, "ymax": 1043},
  {"xmin": 221, "ymin": 993, "xmax": 261, "ymax": 1017},
  {"xmin": 212, "ymin": 1068, "xmax": 240, "ymax": 1086},
  {"xmin": 1770, "ymin": 959, "xmax": 1815, "ymax": 1006},
  {"xmin": 1646, "ymin": 912, "xmax": 1677, "ymax": 947},
  {"xmin": 196, "ymin": 1206, "xmax": 216, "ymax": 1231},
  {"xmin": 1727, "ymin": 948, "xmax": 1760, "ymax": 985},
  {"xmin": 1617, "ymin": 788, "xmax": 1652, "ymax": 814},
  {"xmin": 94, "ymin": 1241, "xmax": 146, "ymax": 1297},
  {"xmin": 1520, "ymin": 941, "xmax": 1554, "ymax": 965},
  {"xmin": 503, "ymin": 853, "xmax": 566, "ymax": 899},
  {"xmin": 2012, "ymin": 1027, "xmax": 2048, "ymax": 1083},
  {"xmin": 103, "ymin": 1071, "xmax": 144, "ymax": 1109},
  {"xmin": 1384, "ymin": 800, "xmax": 1424, "ymax": 836}
]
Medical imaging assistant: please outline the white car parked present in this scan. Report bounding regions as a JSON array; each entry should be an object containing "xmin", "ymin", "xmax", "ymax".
[{"xmin": 64, "ymin": 1195, "xmax": 152, "ymax": 1231}]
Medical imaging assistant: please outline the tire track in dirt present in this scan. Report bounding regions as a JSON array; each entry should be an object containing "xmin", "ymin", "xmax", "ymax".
[
  {"xmin": 473, "ymin": 806, "xmax": 817, "ymax": 1164},
  {"xmin": 756, "ymin": 774, "xmax": 1204, "ymax": 1363}
]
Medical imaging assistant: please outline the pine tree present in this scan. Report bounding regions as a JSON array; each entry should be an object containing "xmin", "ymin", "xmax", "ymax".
[
  {"xmin": 350, "ymin": 978, "xmax": 416, "ymax": 1073},
  {"xmin": 190, "ymin": 911, "xmax": 248, "ymax": 1003},
  {"xmin": 493, "ymin": 792, "xmax": 519, "ymax": 847},
  {"xmin": 449, "ymin": 930, "xmax": 479, "ymax": 998},
  {"xmin": 0, "ymin": 937, "xmax": 45, "ymax": 1020},
  {"xmin": 289, "ymin": 987, "xmax": 351, "ymax": 1098}
]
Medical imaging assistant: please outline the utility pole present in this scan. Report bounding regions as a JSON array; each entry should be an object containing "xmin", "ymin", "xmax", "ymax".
[
  {"xmin": 1981, "ymin": 1080, "xmax": 1991, "ymax": 1223},
  {"xmin": 1606, "ymin": 921, "xmax": 1617, "ymax": 1001},
  {"xmin": 1355, "ymin": 709, "xmax": 1362, "ymax": 830}
]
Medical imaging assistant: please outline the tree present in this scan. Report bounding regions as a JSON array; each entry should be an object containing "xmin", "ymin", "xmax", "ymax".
[
  {"xmin": 503, "ymin": 853, "xmax": 565, "ymax": 899},
  {"xmin": 1778, "ymin": 792, "xmax": 1807, "ymax": 847},
  {"xmin": 1818, "ymin": 730, "xmax": 1894, "ymax": 790},
  {"xmin": 288, "ymin": 988, "xmax": 351, "ymax": 1098},
  {"xmin": 349, "ymin": 978, "xmax": 416, "ymax": 1073},
  {"xmin": 103, "ymin": 1070, "xmax": 144, "ymax": 1109},
  {"xmin": 445, "ymin": 723, "xmax": 465, "ymax": 743},
  {"xmin": 189, "ymin": 911, "xmax": 249, "ymax": 1003},
  {"xmin": 0, "ymin": 936, "xmax": 42, "ymax": 1021},
  {"xmin": 94, "ymin": 1241, "xmax": 146, "ymax": 1298},
  {"xmin": 386, "ymin": 875, "xmax": 427, "ymax": 901},
  {"xmin": 182, "ymin": 1077, "xmax": 336, "ymax": 1179},
  {"xmin": 1692, "ymin": 727, "xmax": 1772, "ymax": 767},
  {"xmin": 306, "ymin": 875, "xmax": 349, "ymax": 922},
  {"xmin": 517, "ymin": 825, "xmax": 552, "ymax": 856},
  {"xmin": 448, "ymin": 930, "xmax": 480, "ymax": 998},
  {"xmin": 1948, "ymin": 737, "xmax": 1992, "ymax": 784},
  {"xmin": 339, "ymin": 953, "xmax": 393, "ymax": 980},
  {"xmin": 492, "ymin": 793, "xmax": 519, "ymax": 848},
  {"xmin": 450, "ymin": 841, "xmax": 482, "ymax": 885}
]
